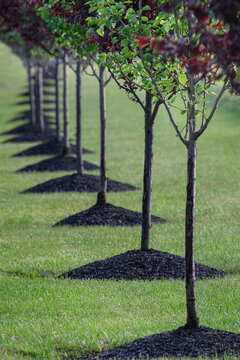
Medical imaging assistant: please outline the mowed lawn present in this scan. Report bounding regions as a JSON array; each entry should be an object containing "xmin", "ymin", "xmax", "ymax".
[{"xmin": 0, "ymin": 42, "xmax": 239, "ymax": 360}]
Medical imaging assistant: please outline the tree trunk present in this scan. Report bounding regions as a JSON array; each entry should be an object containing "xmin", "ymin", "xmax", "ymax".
[
  {"xmin": 27, "ymin": 62, "xmax": 36, "ymax": 126},
  {"xmin": 141, "ymin": 91, "xmax": 154, "ymax": 251},
  {"xmin": 62, "ymin": 56, "xmax": 71, "ymax": 156},
  {"xmin": 184, "ymin": 71, "xmax": 200, "ymax": 329},
  {"xmin": 76, "ymin": 57, "xmax": 84, "ymax": 175},
  {"xmin": 37, "ymin": 65, "xmax": 45, "ymax": 134},
  {"xmin": 185, "ymin": 138, "xmax": 200, "ymax": 329},
  {"xmin": 97, "ymin": 65, "xmax": 107, "ymax": 206},
  {"xmin": 35, "ymin": 70, "xmax": 39, "ymax": 126},
  {"xmin": 55, "ymin": 58, "xmax": 61, "ymax": 141}
]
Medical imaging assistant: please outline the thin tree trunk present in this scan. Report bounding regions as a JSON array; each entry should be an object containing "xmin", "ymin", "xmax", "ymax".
[
  {"xmin": 27, "ymin": 62, "xmax": 36, "ymax": 126},
  {"xmin": 185, "ymin": 71, "xmax": 200, "ymax": 329},
  {"xmin": 35, "ymin": 70, "xmax": 39, "ymax": 126},
  {"xmin": 62, "ymin": 56, "xmax": 71, "ymax": 156},
  {"xmin": 185, "ymin": 138, "xmax": 200, "ymax": 329},
  {"xmin": 76, "ymin": 57, "xmax": 84, "ymax": 175},
  {"xmin": 55, "ymin": 58, "xmax": 61, "ymax": 141},
  {"xmin": 141, "ymin": 91, "xmax": 154, "ymax": 251},
  {"xmin": 97, "ymin": 65, "xmax": 107, "ymax": 206},
  {"xmin": 37, "ymin": 65, "xmax": 45, "ymax": 134}
]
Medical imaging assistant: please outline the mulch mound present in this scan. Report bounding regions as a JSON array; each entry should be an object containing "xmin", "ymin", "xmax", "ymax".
[
  {"xmin": 84, "ymin": 326, "xmax": 240, "ymax": 359},
  {"xmin": 59, "ymin": 249, "xmax": 225, "ymax": 280},
  {"xmin": 1, "ymin": 123, "xmax": 37, "ymax": 136},
  {"xmin": 12, "ymin": 139, "xmax": 93, "ymax": 157},
  {"xmin": 55, "ymin": 203, "xmax": 164, "ymax": 227},
  {"xmin": 18, "ymin": 91, "xmax": 55, "ymax": 97},
  {"xmin": 3, "ymin": 130, "xmax": 53, "ymax": 143},
  {"xmin": 17, "ymin": 155, "xmax": 99, "ymax": 172},
  {"xmin": 43, "ymin": 107, "xmax": 55, "ymax": 113},
  {"xmin": 22, "ymin": 174, "xmax": 139, "ymax": 194}
]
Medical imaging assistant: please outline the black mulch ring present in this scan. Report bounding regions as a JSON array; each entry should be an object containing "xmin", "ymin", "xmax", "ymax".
[
  {"xmin": 54, "ymin": 203, "xmax": 164, "ymax": 227},
  {"xmin": 16, "ymin": 155, "xmax": 99, "ymax": 172},
  {"xmin": 44, "ymin": 107, "xmax": 56, "ymax": 112},
  {"xmin": 59, "ymin": 249, "xmax": 225, "ymax": 281},
  {"xmin": 1, "ymin": 123, "xmax": 37, "ymax": 135},
  {"xmin": 22, "ymin": 174, "xmax": 140, "ymax": 194},
  {"xmin": 84, "ymin": 326, "xmax": 240, "ymax": 359},
  {"xmin": 18, "ymin": 90, "xmax": 55, "ymax": 97},
  {"xmin": 3, "ymin": 130, "xmax": 53, "ymax": 143},
  {"xmin": 12, "ymin": 139, "xmax": 93, "ymax": 157},
  {"xmin": 7, "ymin": 115, "xmax": 54, "ymax": 124},
  {"xmin": 1, "ymin": 123, "xmax": 53, "ymax": 136},
  {"xmin": 7, "ymin": 115, "xmax": 30, "ymax": 123},
  {"xmin": 16, "ymin": 100, "xmax": 30, "ymax": 106}
]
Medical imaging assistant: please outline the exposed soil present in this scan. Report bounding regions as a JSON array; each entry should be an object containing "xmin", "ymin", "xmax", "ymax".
[
  {"xmin": 3, "ymin": 130, "xmax": 53, "ymax": 143},
  {"xmin": 84, "ymin": 326, "xmax": 240, "ymax": 359},
  {"xmin": 59, "ymin": 249, "xmax": 225, "ymax": 280},
  {"xmin": 12, "ymin": 139, "xmax": 93, "ymax": 157},
  {"xmin": 17, "ymin": 155, "xmax": 99, "ymax": 172},
  {"xmin": 55, "ymin": 203, "xmax": 164, "ymax": 227},
  {"xmin": 1, "ymin": 122, "xmax": 54, "ymax": 136},
  {"xmin": 18, "ymin": 90, "xmax": 55, "ymax": 97},
  {"xmin": 43, "ymin": 107, "xmax": 55, "ymax": 113},
  {"xmin": 7, "ymin": 115, "xmax": 54, "ymax": 124},
  {"xmin": 1, "ymin": 123, "xmax": 38, "ymax": 135},
  {"xmin": 22, "ymin": 174, "xmax": 139, "ymax": 194},
  {"xmin": 16, "ymin": 100, "xmax": 31, "ymax": 106}
]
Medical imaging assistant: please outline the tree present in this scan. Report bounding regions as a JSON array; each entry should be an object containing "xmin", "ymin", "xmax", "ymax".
[
  {"xmin": 88, "ymin": 0, "xmax": 233, "ymax": 327},
  {"xmin": 137, "ymin": 0, "xmax": 229, "ymax": 328},
  {"xmin": 27, "ymin": 0, "xmax": 142, "ymax": 226},
  {"xmin": 0, "ymin": 0, "xmax": 56, "ymax": 138},
  {"xmin": 86, "ymin": 0, "xmax": 168, "ymax": 243}
]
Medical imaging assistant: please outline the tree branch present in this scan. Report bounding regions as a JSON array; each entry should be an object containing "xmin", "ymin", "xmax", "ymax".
[
  {"xmin": 109, "ymin": 69, "xmax": 145, "ymax": 110},
  {"xmin": 150, "ymin": 99, "xmax": 163, "ymax": 125},
  {"xmin": 195, "ymin": 78, "xmax": 228, "ymax": 139},
  {"xmin": 163, "ymin": 100, "xmax": 189, "ymax": 147}
]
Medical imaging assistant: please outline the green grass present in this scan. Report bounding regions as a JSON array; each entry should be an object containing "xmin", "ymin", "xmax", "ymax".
[{"xmin": 0, "ymin": 42, "xmax": 239, "ymax": 359}]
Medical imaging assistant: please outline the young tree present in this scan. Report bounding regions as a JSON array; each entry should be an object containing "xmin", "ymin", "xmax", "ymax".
[
  {"xmin": 86, "ymin": 0, "xmax": 167, "ymax": 242},
  {"xmin": 88, "ymin": 0, "xmax": 234, "ymax": 328},
  {"xmin": 27, "ymin": 0, "xmax": 142, "ymax": 226},
  {"xmin": 138, "ymin": 1, "xmax": 229, "ymax": 328}
]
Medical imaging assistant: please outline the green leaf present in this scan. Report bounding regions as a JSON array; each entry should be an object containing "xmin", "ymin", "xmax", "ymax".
[{"xmin": 96, "ymin": 27, "xmax": 104, "ymax": 37}]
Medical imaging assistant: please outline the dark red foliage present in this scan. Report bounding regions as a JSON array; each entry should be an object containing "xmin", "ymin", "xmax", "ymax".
[{"xmin": 0, "ymin": 0, "xmax": 55, "ymax": 52}]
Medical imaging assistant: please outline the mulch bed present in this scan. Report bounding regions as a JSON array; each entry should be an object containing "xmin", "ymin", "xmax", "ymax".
[
  {"xmin": 55, "ymin": 203, "xmax": 164, "ymax": 227},
  {"xmin": 22, "ymin": 174, "xmax": 139, "ymax": 194},
  {"xmin": 12, "ymin": 139, "xmax": 93, "ymax": 157},
  {"xmin": 59, "ymin": 249, "xmax": 225, "ymax": 280},
  {"xmin": 7, "ymin": 115, "xmax": 30, "ymax": 123},
  {"xmin": 3, "ymin": 130, "xmax": 53, "ymax": 143},
  {"xmin": 1, "ymin": 123, "xmax": 37, "ymax": 135},
  {"xmin": 18, "ymin": 90, "xmax": 55, "ymax": 97},
  {"xmin": 17, "ymin": 155, "xmax": 99, "ymax": 172},
  {"xmin": 7, "ymin": 115, "xmax": 54, "ymax": 124},
  {"xmin": 1, "ymin": 123, "xmax": 54, "ymax": 136},
  {"xmin": 43, "ymin": 107, "xmax": 56, "ymax": 113},
  {"xmin": 84, "ymin": 326, "xmax": 240, "ymax": 359}
]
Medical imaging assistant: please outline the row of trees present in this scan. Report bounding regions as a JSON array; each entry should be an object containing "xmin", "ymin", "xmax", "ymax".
[{"xmin": 1, "ymin": 0, "xmax": 239, "ymax": 335}]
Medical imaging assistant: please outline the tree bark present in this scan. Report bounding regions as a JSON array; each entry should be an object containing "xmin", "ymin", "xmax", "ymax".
[
  {"xmin": 76, "ymin": 57, "xmax": 84, "ymax": 176},
  {"xmin": 185, "ymin": 138, "xmax": 200, "ymax": 329},
  {"xmin": 97, "ymin": 65, "xmax": 107, "ymax": 206},
  {"xmin": 141, "ymin": 91, "xmax": 154, "ymax": 251},
  {"xmin": 27, "ymin": 62, "xmax": 36, "ymax": 126},
  {"xmin": 34, "ymin": 71, "xmax": 39, "ymax": 126},
  {"xmin": 62, "ymin": 55, "xmax": 71, "ymax": 156},
  {"xmin": 185, "ymin": 72, "xmax": 200, "ymax": 329},
  {"xmin": 55, "ymin": 58, "xmax": 61, "ymax": 141},
  {"xmin": 37, "ymin": 65, "xmax": 45, "ymax": 134}
]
